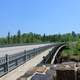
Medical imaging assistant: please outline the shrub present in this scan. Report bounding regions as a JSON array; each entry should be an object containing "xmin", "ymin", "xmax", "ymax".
[{"xmin": 76, "ymin": 40, "xmax": 80, "ymax": 51}]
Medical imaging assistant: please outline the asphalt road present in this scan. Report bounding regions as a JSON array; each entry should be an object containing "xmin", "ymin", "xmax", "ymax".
[{"xmin": 0, "ymin": 43, "xmax": 51, "ymax": 57}]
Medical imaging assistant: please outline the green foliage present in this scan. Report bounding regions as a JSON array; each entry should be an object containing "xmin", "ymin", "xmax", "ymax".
[
  {"xmin": 76, "ymin": 40, "xmax": 80, "ymax": 51},
  {"xmin": 61, "ymin": 43, "xmax": 80, "ymax": 61},
  {"xmin": 0, "ymin": 31, "xmax": 79, "ymax": 45},
  {"xmin": 7, "ymin": 32, "xmax": 10, "ymax": 44},
  {"xmin": 17, "ymin": 30, "xmax": 21, "ymax": 43}
]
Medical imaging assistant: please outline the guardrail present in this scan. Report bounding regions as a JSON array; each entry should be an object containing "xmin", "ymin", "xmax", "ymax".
[
  {"xmin": 0, "ymin": 44, "xmax": 54, "ymax": 77},
  {"xmin": 51, "ymin": 44, "xmax": 66, "ymax": 64},
  {"xmin": 39, "ymin": 43, "xmax": 66, "ymax": 65}
]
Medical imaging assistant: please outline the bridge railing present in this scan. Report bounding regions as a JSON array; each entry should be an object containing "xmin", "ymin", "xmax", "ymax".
[
  {"xmin": 0, "ymin": 44, "xmax": 54, "ymax": 77},
  {"xmin": 40, "ymin": 43, "xmax": 66, "ymax": 64}
]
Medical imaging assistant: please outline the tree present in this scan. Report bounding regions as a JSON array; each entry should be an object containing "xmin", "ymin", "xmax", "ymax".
[
  {"xmin": 42, "ymin": 33, "xmax": 46, "ymax": 42},
  {"xmin": 76, "ymin": 39, "xmax": 80, "ymax": 51},
  {"xmin": 72, "ymin": 31, "xmax": 76, "ymax": 41},
  {"xmin": 7, "ymin": 32, "xmax": 10, "ymax": 44},
  {"xmin": 17, "ymin": 30, "xmax": 21, "ymax": 43},
  {"xmin": 72, "ymin": 31, "xmax": 76, "ymax": 37},
  {"xmin": 12, "ymin": 35, "xmax": 16, "ymax": 43}
]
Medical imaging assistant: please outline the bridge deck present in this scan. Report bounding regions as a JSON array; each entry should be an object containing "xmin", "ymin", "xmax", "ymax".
[
  {"xmin": 0, "ymin": 47, "xmax": 53, "ymax": 80},
  {"xmin": 0, "ymin": 44, "xmax": 50, "ymax": 57}
]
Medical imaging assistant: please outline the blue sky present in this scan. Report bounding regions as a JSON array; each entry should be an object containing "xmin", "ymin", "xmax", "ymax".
[{"xmin": 0, "ymin": 0, "xmax": 80, "ymax": 37}]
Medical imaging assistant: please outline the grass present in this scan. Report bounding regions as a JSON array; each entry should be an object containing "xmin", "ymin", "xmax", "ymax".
[{"xmin": 61, "ymin": 44, "xmax": 80, "ymax": 62}]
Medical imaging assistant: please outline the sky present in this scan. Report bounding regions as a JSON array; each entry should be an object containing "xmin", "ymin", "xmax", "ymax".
[{"xmin": 0, "ymin": 0, "xmax": 80, "ymax": 37}]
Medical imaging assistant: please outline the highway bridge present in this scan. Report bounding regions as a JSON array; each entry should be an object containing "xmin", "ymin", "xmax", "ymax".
[{"xmin": 0, "ymin": 43, "xmax": 66, "ymax": 80}]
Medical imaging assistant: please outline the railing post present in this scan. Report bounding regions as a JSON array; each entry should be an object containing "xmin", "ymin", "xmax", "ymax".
[
  {"xmin": 24, "ymin": 50, "xmax": 26, "ymax": 62},
  {"xmin": 16, "ymin": 58, "xmax": 18, "ymax": 66},
  {"xmin": 4, "ymin": 54, "xmax": 8, "ymax": 73}
]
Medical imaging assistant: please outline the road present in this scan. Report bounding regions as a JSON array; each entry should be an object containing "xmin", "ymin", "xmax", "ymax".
[{"xmin": 0, "ymin": 43, "xmax": 51, "ymax": 57}]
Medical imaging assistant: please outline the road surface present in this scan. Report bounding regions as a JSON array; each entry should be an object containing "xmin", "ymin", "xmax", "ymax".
[{"xmin": 0, "ymin": 43, "xmax": 51, "ymax": 57}]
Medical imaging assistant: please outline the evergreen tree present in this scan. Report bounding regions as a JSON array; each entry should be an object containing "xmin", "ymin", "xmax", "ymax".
[
  {"xmin": 7, "ymin": 32, "xmax": 10, "ymax": 44},
  {"xmin": 17, "ymin": 30, "xmax": 21, "ymax": 43}
]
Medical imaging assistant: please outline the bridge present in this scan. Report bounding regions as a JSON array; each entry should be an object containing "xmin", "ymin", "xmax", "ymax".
[{"xmin": 0, "ymin": 43, "xmax": 66, "ymax": 80}]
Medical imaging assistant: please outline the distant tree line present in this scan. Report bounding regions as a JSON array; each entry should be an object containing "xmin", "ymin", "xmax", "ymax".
[{"xmin": 0, "ymin": 30, "xmax": 80, "ymax": 45}]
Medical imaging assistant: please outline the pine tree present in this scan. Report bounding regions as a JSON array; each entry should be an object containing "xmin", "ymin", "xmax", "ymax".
[
  {"xmin": 7, "ymin": 32, "xmax": 10, "ymax": 44},
  {"xmin": 17, "ymin": 30, "xmax": 21, "ymax": 43}
]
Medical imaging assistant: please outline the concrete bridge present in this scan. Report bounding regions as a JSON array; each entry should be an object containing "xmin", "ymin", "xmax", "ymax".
[{"xmin": 0, "ymin": 43, "xmax": 66, "ymax": 80}]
